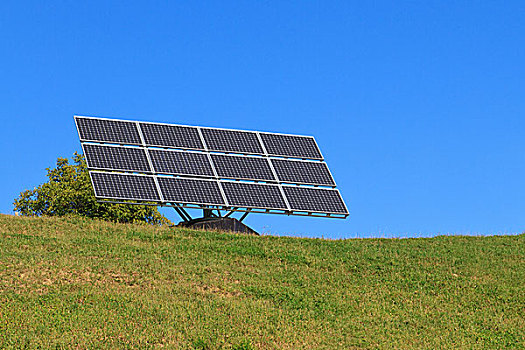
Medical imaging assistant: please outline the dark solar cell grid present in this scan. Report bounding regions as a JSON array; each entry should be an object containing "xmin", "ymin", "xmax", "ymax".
[
  {"xmin": 149, "ymin": 150, "xmax": 214, "ymax": 177},
  {"xmin": 283, "ymin": 187, "xmax": 347, "ymax": 214},
  {"xmin": 221, "ymin": 182, "xmax": 287, "ymax": 210},
  {"xmin": 139, "ymin": 123, "xmax": 204, "ymax": 150},
  {"xmin": 271, "ymin": 159, "xmax": 335, "ymax": 186},
  {"xmin": 76, "ymin": 117, "xmax": 141, "ymax": 144},
  {"xmin": 157, "ymin": 177, "xmax": 224, "ymax": 205},
  {"xmin": 83, "ymin": 144, "xmax": 151, "ymax": 173},
  {"xmin": 260, "ymin": 133, "xmax": 322, "ymax": 159},
  {"xmin": 201, "ymin": 128, "xmax": 264, "ymax": 154},
  {"xmin": 90, "ymin": 172, "xmax": 160, "ymax": 201},
  {"xmin": 211, "ymin": 154, "xmax": 275, "ymax": 181}
]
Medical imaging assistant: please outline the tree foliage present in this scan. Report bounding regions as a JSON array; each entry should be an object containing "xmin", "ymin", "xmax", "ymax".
[{"xmin": 13, "ymin": 153, "xmax": 171, "ymax": 225}]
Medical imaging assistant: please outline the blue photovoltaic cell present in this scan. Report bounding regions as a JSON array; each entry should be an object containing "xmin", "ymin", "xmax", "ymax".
[
  {"xmin": 83, "ymin": 144, "xmax": 151, "ymax": 173},
  {"xmin": 271, "ymin": 158, "xmax": 334, "ymax": 186},
  {"xmin": 260, "ymin": 133, "xmax": 322, "ymax": 159},
  {"xmin": 149, "ymin": 149, "xmax": 214, "ymax": 177},
  {"xmin": 157, "ymin": 177, "xmax": 225, "ymax": 205},
  {"xmin": 201, "ymin": 128, "xmax": 264, "ymax": 154},
  {"xmin": 75, "ymin": 117, "xmax": 141, "ymax": 144},
  {"xmin": 221, "ymin": 181, "xmax": 287, "ymax": 210},
  {"xmin": 283, "ymin": 186, "xmax": 347, "ymax": 214},
  {"xmin": 139, "ymin": 123, "xmax": 204, "ymax": 150},
  {"xmin": 211, "ymin": 154, "xmax": 275, "ymax": 181},
  {"xmin": 90, "ymin": 172, "xmax": 160, "ymax": 201}
]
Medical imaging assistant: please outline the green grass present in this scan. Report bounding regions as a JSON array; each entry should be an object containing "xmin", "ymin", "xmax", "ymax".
[{"xmin": 0, "ymin": 214, "xmax": 523, "ymax": 349}]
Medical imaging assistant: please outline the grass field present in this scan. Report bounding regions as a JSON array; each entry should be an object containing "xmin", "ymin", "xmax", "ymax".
[{"xmin": 0, "ymin": 214, "xmax": 523, "ymax": 349}]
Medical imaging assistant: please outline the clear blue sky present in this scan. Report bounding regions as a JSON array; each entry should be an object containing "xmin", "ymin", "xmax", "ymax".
[{"xmin": 1, "ymin": 1, "xmax": 523, "ymax": 238}]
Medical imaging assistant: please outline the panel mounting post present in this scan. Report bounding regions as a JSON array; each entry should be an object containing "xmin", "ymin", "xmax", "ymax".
[
  {"xmin": 173, "ymin": 205, "xmax": 192, "ymax": 222},
  {"xmin": 239, "ymin": 209, "xmax": 251, "ymax": 222}
]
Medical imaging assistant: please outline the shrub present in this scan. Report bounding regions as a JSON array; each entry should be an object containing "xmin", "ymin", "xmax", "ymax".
[{"xmin": 13, "ymin": 152, "xmax": 170, "ymax": 225}]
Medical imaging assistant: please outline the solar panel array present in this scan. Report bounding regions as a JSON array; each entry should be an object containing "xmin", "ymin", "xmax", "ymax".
[{"xmin": 76, "ymin": 115, "xmax": 348, "ymax": 217}]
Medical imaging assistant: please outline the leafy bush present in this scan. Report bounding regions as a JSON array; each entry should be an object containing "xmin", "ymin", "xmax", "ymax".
[{"xmin": 13, "ymin": 152, "xmax": 170, "ymax": 225}]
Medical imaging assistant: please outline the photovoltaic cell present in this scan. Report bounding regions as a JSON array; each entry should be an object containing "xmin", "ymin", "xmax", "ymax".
[
  {"xmin": 201, "ymin": 128, "xmax": 264, "ymax": 154},
  {"xmin": 75, "ymin": 117, "xmax": 141, "ymax": 144},
  {"xmin": 221, "ymin": 182, "xmax": 287, "ymax": 210},
  {"xmin": 271, "ymin": 159, "xmax": 335, "ymax": 186},
  {"xmin": 260, "ymin": 133, "xmax": 322, "ymax": 159},
  {"xmin": 157, "ymin": 177, "xmax": 224, "ymax": 205},
  {"xmin": 283, "ymin": 186, "xmax": 347, "ymax": 214},
  {"xmin": 90, "ymin": 172, "xmax": 160, "ymax": 201},
  {"xmin": 149, "ymin": 149, "xmax": 214, "ymax": 177},
  {"xmin": 211, "ymin": 154, "xmax": 275, "ymax": 181},
  {"xmin": 139, "ymin": 123, "xmax": 204, "ymax": 150},
  {"xmin": 83, "ymin": 144, "xmax": 151, "ymax": 173}
]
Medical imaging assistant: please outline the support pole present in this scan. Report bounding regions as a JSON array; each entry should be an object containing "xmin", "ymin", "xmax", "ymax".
[
  {"xmin": 174, "ymin": 206, "xmax": 192, "ymax": 222},
  {"xmin": 224, "ymin": 208, "xmax": 237, "ymax": 218},
  {"xmin": 239, "ymin": 210, "xmax": 250, "ymax": 222}
]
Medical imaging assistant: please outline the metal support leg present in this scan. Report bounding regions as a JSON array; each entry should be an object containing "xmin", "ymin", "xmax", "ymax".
[
  {"xmin": 239, "ymin": 210, "xmax": 250, "ymax": 222},
  {"xmin": 174, "ymin": 205, "xmax": 192, "ymax": 222},
  {"xmin": 224, "ymin": 208, "xmax": 237, "ymax": 218}
]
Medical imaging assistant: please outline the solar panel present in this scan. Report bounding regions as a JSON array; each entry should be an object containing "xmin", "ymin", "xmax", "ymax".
[
  {"xmin": 260, "ymin": 133, "xmax": 322, "ymax": 159},
  {"xmin": 271, "ymin": 159, "xmax": 335, "ymax": 186},
  {"xmin": 157, "ymin": 177, "xmax": 225, "ymax": 205},
  {"xmin": 221, "ymin": 181, "xmax": 288, "ymax": 210},
  {"xmin": 211, "ymin": 154, "xmax": 276, "ymax": 182},
  {"xmin": 139, "ymin": 123, "xmax": 204, "ymax": 150},
  {"xmin": 83, "ymin": 144, "xmax": 151, "ymax": 173},
  {"xmin": 75, "ymin": 116, "xmax": 142, "ymax": 145},
  {"xmin": 283, "ymin": 186, "xmax": 347, "ymax": 214},
  {"xmin": 201, "ymin": 128, "xmax": 264, "ymax": 154},
  {"xmin": 76, "ymin": 115, "xmax": 348, "ymax": 219},
  {"xmin": 149, "ymin": 149, "xmax": 214, "ymax": 177},
  {"xmin": 90, "ymin": 172, "xmax": 160, "ymax": 201}
]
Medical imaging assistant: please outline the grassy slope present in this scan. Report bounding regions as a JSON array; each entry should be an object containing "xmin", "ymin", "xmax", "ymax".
[{"xmin": 0, "ymin": 215, "xmax": 523, "ymax": 349}]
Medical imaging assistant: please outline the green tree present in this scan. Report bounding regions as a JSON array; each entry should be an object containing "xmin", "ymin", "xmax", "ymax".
[{"xmin": 13, "ymin": 152, "xmax": 171, "ymax": 225}]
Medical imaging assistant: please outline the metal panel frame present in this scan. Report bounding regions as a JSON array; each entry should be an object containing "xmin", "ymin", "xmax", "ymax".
[{"xmin": 95, "ymin": 198, "xmax": 348, "ymax": 219}]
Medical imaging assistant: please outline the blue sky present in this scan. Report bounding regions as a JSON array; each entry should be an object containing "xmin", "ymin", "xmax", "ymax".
[{"xmin": 1, "ymin": 1, "xmax": 523, "ymax": 238}]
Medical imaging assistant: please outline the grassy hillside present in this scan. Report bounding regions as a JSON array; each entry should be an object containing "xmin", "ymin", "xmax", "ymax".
[{"xmin": 0, "ymin": 215, "xmax": 523, "ymax": 349}]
